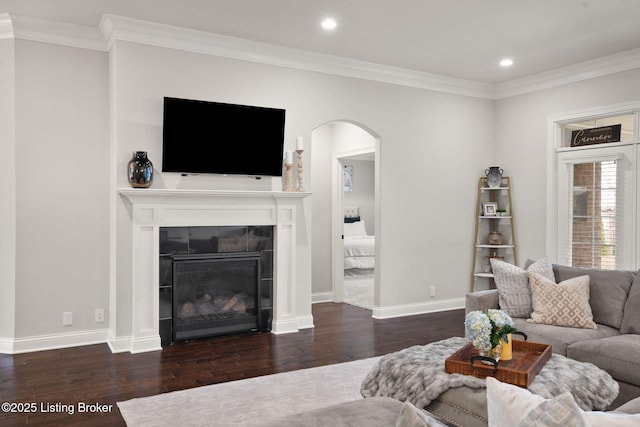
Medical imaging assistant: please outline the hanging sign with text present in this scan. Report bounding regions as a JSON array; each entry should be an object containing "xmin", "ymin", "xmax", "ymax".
[{"xmin": 571, "ymin": 124, "xmax": 622, "ymax": 147}]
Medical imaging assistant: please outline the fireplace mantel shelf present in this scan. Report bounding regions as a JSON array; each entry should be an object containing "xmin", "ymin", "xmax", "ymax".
[{"xmin": 118, "ymin": 188, "xmax": 311, "ymax": 203}]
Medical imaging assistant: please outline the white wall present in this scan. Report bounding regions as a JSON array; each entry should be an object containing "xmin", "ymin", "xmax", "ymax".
[
  {"xmin": 110, "ymin": 40, "xmax": 495, "ymax": 322},
  {"xmin": 495, "ymin": 69, "xmax": 640, "ymax": 265},
  {"xmin": 9, "ymin": 23, "xmax": 640, "ymax": 350},
  {"xmin": 14, "ymin": 40, "xmax": 109, "ymax": 338},
  {"xmin": 0, "ymin": 35, "xmax": 16, "ymax": 343},
  {"xmin": 19, "ymin": 18, "xmax": 635, "ymax": 348}
]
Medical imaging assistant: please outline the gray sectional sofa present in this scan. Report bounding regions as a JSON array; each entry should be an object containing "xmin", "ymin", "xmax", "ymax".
[{"xmin": 466, "ymin": 263, "xmax": 640, "ymax": 408}]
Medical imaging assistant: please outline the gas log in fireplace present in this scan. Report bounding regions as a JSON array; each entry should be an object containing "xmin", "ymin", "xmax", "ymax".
[{"xmin": 159, "ymin": 226, "xmax": 274, "ymax": 345}]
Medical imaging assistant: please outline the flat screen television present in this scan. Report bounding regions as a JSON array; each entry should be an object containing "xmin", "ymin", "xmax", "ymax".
[{"xmin": 162, "ymin": 97, "xmax": 286, "ymax": 177}]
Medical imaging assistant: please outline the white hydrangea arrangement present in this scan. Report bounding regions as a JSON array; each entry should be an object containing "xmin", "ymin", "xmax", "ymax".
[{"xmin": 465, "ymin": 309, "xmax": 517, "ymax": 353}]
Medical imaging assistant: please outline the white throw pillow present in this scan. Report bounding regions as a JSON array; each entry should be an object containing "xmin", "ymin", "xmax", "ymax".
[
  {"xmin": 486, "ymin": 377, "xmax": 640, "ymax": 427},
  {"xmin": 344, "ymin": 220, "xmax": 367, "ymax": 237},
  {"xmin": 486, "ymin": 377, "xmax": 544, "ymax": 427}
]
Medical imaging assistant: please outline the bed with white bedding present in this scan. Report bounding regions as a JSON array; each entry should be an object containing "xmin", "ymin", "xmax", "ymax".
[{"xmin": 344, "ymin": 219, "xmax": 375, "ymax": 277}]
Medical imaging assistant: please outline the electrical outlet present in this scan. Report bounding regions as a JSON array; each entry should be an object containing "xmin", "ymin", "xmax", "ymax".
[
  {"xmin": 63, "ymin": 312, "xmax": 73, "ymax": 326},
  {"xmin": 430, "ymin": 286, "xmax": 436, "ymax": 297},
  {"xmin": 95, "ymin": 309, "xmax": 105, "ymax": 323}
]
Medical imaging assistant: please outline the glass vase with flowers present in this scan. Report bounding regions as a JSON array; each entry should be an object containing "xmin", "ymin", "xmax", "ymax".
[{"xmin": 465, "ymin": 309, "xmax": 518, "ymax": 365}]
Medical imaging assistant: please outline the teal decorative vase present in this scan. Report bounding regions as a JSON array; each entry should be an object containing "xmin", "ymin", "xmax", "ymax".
[{"xmin": 128, "ymin": 151, "xmax": 153, "ymax": 188}]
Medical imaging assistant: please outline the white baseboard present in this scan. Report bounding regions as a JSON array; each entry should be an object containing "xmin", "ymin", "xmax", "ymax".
[
  {"xmin": 296, "ymin": 314, "xmax": 314, "ymax": 330},
  {"xmin": 372, "ymin": 298, "xmax": 465, "ymax": 319},
  {"xmin": 311, "ymin": 292, "xmax": 333, "ymax": 304},
  {"xmin": 107, "ymin": 334, "xmax": 133, "ymax": 353},
  {"xmin": 130, "ymin": 336, "xmax": 162, "ymax": 354},
  {"xmin": 271, "ymin": 316, "xmax": 301, "ymax": 334},
  {"xmin": 4, "ymin": 329, "xmax": 109, "ymax": 354},
  {"xmin": 0, "ymin": 337, "xmax": 14, "ymax": 354},
  {"xmin": 312, "ymin": 291, "xmax": 464, "ymax": 319}
]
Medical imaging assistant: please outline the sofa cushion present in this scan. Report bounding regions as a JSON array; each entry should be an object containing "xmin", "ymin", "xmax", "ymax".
[
  {"xmin": 616, "ymin": 396, "xmax": 640, "ymax": 414},
  {"xmin": 553, "ymin": 264, "xmax": 635, "ymax": 329},
  {"xmin": 513, "ymin": 318, "xmax": 620, "ymax": 355},
  {"xmin": 491, "ymin": 257, "xmax": 555, "ymax": 318},
  {"xmin": 567, "ymin": 335, "xmax": 640, "ymax": 386},
  {"xmin": 528, "ymin": 273, "xmax": 596, "ymax": 329},
  {"xmin": 396, "ymin": 401, "xmax": 449, "ymax": 427},
  {"xmin": 621, "ymin": 272, "xmax": 640, "ymax": 334}
]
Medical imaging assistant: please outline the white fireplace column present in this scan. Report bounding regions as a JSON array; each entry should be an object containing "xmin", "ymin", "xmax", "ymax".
[{"xmin": 114, "ymin": 189, "xmax": 311, "ymax": 354}]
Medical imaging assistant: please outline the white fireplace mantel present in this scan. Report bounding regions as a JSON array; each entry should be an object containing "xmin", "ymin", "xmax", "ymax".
[{"xmin": 114, "ymin": 188, "xmax": 312, "ymax": 353}]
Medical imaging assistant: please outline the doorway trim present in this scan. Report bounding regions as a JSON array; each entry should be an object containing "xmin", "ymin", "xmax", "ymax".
[{"xmin": 332, "ymin": 144, "xmax": 380, "ymax": 310}]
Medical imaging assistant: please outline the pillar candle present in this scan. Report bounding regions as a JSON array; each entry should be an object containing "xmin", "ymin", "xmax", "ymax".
[
  {"xmin": 296, "ymin": 137, "xmax": 304, "ymax": 151},
  {"xmin": 285, "ymin": 150, "xmax": 293, "ymax": 164}
]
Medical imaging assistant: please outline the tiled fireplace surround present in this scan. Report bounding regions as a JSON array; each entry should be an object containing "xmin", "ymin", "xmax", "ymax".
[{"xmin": 116, "ymin": 189, "xmax": 312, "ymax": 353}]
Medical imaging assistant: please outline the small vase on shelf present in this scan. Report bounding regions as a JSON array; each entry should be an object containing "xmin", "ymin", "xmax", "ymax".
[
  {"xmin": 128, "ymin": 151, "xmax": 154, "ymax": 188},
  {"xmin": 488, "ymin": 230, "xmax": 503, "ymax": 245},
  {"xmin": 485, "ymin": 166, "xmax": 503, "ymax": 188}
]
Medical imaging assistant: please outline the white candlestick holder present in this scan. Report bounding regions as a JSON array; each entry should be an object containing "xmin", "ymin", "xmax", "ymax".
[
  {"xmin": 296, "ymin": 149, "xmax": 304, "ymax": 192},
  {"xmin": 284, "ymin": 163, "xmax": 294, "ymax": 192}
]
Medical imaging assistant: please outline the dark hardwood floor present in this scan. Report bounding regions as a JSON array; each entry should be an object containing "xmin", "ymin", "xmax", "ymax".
[{"xmin": 0, "ymin": 303, "xmax": 464, "ymax": 426}]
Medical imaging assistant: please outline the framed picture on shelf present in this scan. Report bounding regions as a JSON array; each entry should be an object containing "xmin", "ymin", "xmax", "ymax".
[{"xmin": 483, "ymin": 202, "xmax": 497, "ymax": 216}]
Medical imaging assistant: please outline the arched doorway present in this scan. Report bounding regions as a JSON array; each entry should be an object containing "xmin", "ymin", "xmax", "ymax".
[{"xmin": 310, "ymin": 121, "xmax": 380, "ymax": 314}]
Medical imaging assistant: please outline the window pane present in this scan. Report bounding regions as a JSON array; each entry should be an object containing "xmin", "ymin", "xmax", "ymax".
[
  {"xmin": 570, "ymin": 161, "xmax": 617, "ymax": 269},
  {"xmin": 561, "ymin": 113, "xmax": 635, "ymax": 148}
]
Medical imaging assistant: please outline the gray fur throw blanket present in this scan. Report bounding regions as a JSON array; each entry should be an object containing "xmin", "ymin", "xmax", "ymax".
[{"xmin": 360, "ymin": 337, "xmax": 618, "ymax": 411}]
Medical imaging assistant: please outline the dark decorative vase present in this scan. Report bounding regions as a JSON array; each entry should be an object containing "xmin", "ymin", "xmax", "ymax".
[
  {"xmin": 485, "ymin": 166, "xmax": 503, "ymax": 188},
  {"xmin": 128, "ymin": 151, "xmax": 153, "ymax": 188}
]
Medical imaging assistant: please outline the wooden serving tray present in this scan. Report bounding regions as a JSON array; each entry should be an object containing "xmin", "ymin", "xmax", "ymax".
[{"xmin": 445, "ymin": 340, "xmax": 552, "ymax": 387}]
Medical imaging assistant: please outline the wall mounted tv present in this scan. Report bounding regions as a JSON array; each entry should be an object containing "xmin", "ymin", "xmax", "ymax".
[{"xmin": 162, "ymin": 97, "xmax": 286, "ymax": 177}]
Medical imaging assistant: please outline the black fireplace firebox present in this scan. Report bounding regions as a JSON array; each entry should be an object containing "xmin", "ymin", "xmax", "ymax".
[
  {"xmin": 159, "ymin": 226, "xmax": 274, "ymax": 346},
  {"xmin": 172, "ymin": 252, "xmax": 264, "ymax": 341}
]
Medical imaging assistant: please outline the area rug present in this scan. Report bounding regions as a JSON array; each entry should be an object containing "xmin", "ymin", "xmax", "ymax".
[
  {"xmin": 118, "ymin": 356, "xmax": 380, "ymax": 426},
  {"xmin": 343, "ymin": 276, "xmax": 373, "ymax": 310}
]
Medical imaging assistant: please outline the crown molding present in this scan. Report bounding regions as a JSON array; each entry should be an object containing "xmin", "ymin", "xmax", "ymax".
[
  {"xmin": 99, "ymin": 14, "xmax": 494, "ymax": 99},
  {"xmin": 0, "ymin": 13, "xmax": 14, "ymax": 40},
  {"xmin": 10, "ymin": 14, "xmax": 107, "ymax": 51},
  {"xmin": 5, "ymin": 13, "xmax": 640, "ymax": 100},
  {"xmin": 494, "ymin": 48, "xmax": 640, "ymax": 99}
]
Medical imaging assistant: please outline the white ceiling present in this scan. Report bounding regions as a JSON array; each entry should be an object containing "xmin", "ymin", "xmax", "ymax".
[{"xmin": 2, "ymin": 0, "xmax": 640, "ymax": 84}]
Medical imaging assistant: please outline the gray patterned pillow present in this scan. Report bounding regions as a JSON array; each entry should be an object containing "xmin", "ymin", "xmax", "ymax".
[
  {"xmin": 490, "ymin": 257, "xmax": 555, "ymax": 318},
  {"xmin": 517, "ymin": 392, "xmax": 586, "ymax": 427},
  {"xmin": 528, "ymin": 272, "xmax": 597, "ymax": 329}
]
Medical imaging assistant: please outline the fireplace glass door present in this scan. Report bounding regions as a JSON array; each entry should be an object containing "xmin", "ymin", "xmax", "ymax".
[{"xmin": 172, "ymin": 252, "xmax": 261, "ymax": 341}]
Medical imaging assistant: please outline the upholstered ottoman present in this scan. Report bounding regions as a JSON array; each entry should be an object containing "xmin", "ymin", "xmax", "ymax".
[{"xmin": 361, "ymin": 337, "xmax": 619, "ymax": 427}]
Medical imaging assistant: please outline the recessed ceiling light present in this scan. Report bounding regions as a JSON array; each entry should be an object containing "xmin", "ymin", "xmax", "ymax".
[
  {"xmin": 321, "ymin": 18, "xmax": 337, "ymax": 30},
  {"xmin": 500, "ymin": 58, "xmax": 514, "ymax": 67}
]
